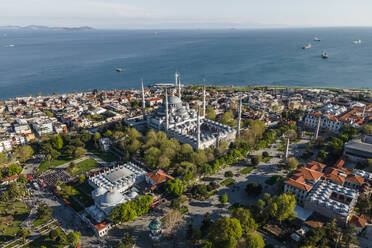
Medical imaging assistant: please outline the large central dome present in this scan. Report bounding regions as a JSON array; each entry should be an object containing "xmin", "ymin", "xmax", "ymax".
[
  {"xmin": 168, "ymin": 96, "xmax": 182, "ymax": 104},
  {"xmin": 100, "ymin": 189, "xmax": 124, "ymax": 207}
]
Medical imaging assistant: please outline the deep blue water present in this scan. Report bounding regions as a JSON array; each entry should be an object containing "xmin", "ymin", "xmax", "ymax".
[{"xmin": 0, "ymin": 28, "xmax": 372, "ymax": 99}]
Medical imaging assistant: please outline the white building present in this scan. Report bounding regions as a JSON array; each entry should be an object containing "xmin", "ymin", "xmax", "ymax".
[{"xmin": 132, "ymin": 75, "xmax": 237, "ymax": 150}]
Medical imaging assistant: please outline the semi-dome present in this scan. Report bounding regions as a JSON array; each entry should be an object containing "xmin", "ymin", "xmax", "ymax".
[
  {"xmin": 93, "ymin": 187, "xmax": 107, "ymax": 198},
  {"xmin": 100, "ymin": 189, "xmax": 124, "ymax": 207},
  {"xmin": 168, "ymin": 96, "xmax": 182, "ymax": 104}
]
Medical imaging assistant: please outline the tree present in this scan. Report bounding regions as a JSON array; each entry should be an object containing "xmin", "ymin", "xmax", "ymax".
[
  {"xmin": 266, "ymin": 193, "xmax": 296, "ymax": 223},
  {"xmin": 165, "ymin": 178, "xmax": 184, "ymax": 197},
  {"xmin": 251, "ymin": 156, "xmax": 259, "ymax": 166},
  {"xmin": 104, "ymin": 130, "xmax": 113, "ymax": 138},
  {"xmin": 342, "ymin": 224, "xmax": 358, "ymax": 247},
  {"xmin": 221, "ymin": 111, "xmax": 237, "ymax": 127},
  {"xmin": 208, "ymin": 217, "xmax": 243, "ymax": 248},
  {"xmin": 201, "ymin": 212, "xmax": 212, "ymax": 237},
  {"xmin": 219, "ymin": 193, "xmax": 228, "ymax": 204},
  {"xmin": 285, "ymin": 157, "xmax": 299, "ymax": 171},
  {"xmin": 8, "ymin": 163, "xmax": 22, "ymax": 176},
  {"xmin": 244, "ymin": 233, "xmax": 265, "ymax": 248},
  {"xmin": 356, "ymin": 197, "xmax": 371, "ymax": 214},
  {"xmin": 8, "ymin": 183, "xmax": 24, "ymax": 199},
  {"xmin": 17, "ymin": 228, "xmax": 31, "ymax": 241},
  {"xmin": 13, "ymin": 145, "xmax": 34, "ymax": 163},
  {"xmin": 51, "ymin": 135, "xmax": 64, "ymax": 150},
  {"xmin": 144, "ymin": 147, "xmax": 161, "ymax": 168},
  {"xmin": 93, "ymin": 132, "xmax": 101, "ymax": 142},
  {"xmin": 368, "ymin": 159, "xmax": 372, "ymax": 172},
  {"xmin": 206, "ymin": 107, "xmax": 216, "ymax": 121},
  {"xmin": 74, "ymin": 147, "xmax": 87, "ymax": 158},
  {"xmin": 37, "ymin": 203, "xmax": 53, "ymax": 220},
  {"xmin": 232, "ymin": 208, "xmax": 258, "ymax": 234},
  {"xmin": 49, "ymin": 229, "xmax": 59, "ymax": 241},
  {"xmin": 190, "ymin": 184, "xmax": 209, "ymax": 199},
  {"xmin": 363, "ymin": 124, "xmax": 372, "ymax": 135},
  {"xmin": 245, "ymin": 183, "xmax": 262, "ymax": 197},
  {"xmin": 224, "ymin": 171, "xmax": 234, "ymax": 178},
  {"xmin": 0, "ymin": 152, "xmax": 7, "ymax": 165},
  {"xmin": 66, "ymin": 231, "xmax": 81, "ymax": 246},
  {"xmin": 17, "ymin": 174, "xmax": 28, "ymax": 184}
]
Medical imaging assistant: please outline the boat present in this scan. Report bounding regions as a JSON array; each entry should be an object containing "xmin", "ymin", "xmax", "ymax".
[
  {"xmin": 302, "ymin": 44, "xmax": 311, "ymax": 49},
  {"xmin": 352, "ymin": 40, "xmax": 361, "ymax": 44},
  {"xmin": 314, "ymin": 36, "xmax": 321, "ymax": 41},
  {"xmin": 322, "ymin": 51, "xmax": 328, "ymax": 59},
  {"xmin": 115, "ymin": 68, "xmax": 123, "ymax": 72},
  {"xmin": 8, "ymin": 44, "xmax": 15, "ymax": 47}
]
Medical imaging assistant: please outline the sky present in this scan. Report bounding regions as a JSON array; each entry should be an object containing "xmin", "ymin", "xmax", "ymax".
[{"xmin": 1, "ymin": 0, "xmax": 372, "ymax": 29}]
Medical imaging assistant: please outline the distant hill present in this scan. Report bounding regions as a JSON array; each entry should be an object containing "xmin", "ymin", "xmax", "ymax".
[{"xmin": 0, "ymin": 25, "xmax": 94, "ymax": 31}]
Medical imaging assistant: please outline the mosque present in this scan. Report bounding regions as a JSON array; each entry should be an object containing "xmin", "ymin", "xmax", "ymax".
[{"xmin": 137, "ymin": 72, "xmax": 239, "ymax": 150}]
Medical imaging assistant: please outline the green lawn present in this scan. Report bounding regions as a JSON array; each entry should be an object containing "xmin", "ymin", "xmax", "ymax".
[
  {"xmin": 220, "ymin": 178, "xmax": 236, "ymax": 186},
  {"xmin": 94, "ymin": 151, "xmax": 119, "ymax": 162},
  {"xmin": 67, "ymin": 158, "xmax": 100, "ymax": 176},
  {"xmin": 32, "ymin": 214, "xmax": 51, "ymax": 228},
  {"xmin": 58, "ymin": 181, "xmax": 94, "ymax": 211},
  {"xmin": 265, "ymin": 175, "xmax": 282, "ymax": 185},
  {"xmin": 25, "ymin": 227, "xmax": 67, "ymax": 248},
  {"xmin": 38, "ymin": 158, "xmax": 72, "ymax": 173},
  {"xmin": 240, "ymin": 166, "xmax": 254, "ymax": 175},
  {"xmin": 0, "ymin": 201, "xmax": 30, "ymax": 245}
]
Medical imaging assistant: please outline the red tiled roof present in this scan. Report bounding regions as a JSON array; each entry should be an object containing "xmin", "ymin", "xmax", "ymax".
[
  {"xmin": 295, "ymin": 167, "xmax": 323, "ymax": 181},
  {"xmin": 306, "ymin": 161, "xmax": 326, "ymax": 171},
  {"xmin": 326, "ymin": 173, "xmax": 346, "ymax": 184},
  {"xmin": 349, "ymin": 215, "xmax": 366, "ymax": 228},
  {"xmin": 146, "ymin": 169, "xmax": 174, "ymax": 185},
  {"xmin": 95, "ymin": 222, "xmax": 108, "ymax": 231},
  {"xmin": 284, "ymin": 178, "xmax": 312, "ymax": 191},
  {"xmin": 346, "ymin": 174, "xmax": 364, "ymax": 185},
  {"xmin": 0, "ymin": 174, "xmax": 19, "ymax": 183}
]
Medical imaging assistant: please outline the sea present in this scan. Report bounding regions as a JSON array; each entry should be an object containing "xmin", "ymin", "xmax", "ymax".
[{"xmin": 0, "ymin": 27, "xmax": 372, "ymax": 100}]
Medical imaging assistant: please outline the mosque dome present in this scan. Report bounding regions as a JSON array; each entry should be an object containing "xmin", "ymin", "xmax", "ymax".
[
  {"xmin": 93, "ymin": 187, "xmax": 107, "ymax": 198},
  {"xmin": 100, "ymin": 189, "xmax": 124, "ymax": 207},
  {"xmin": 168, "ymin": 96, "xmax": 182, "ymax": 104}
]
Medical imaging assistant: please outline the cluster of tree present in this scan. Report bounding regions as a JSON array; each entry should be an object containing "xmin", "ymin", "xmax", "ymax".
[
  {"xmin": 245, "ymin": 183, "xmax": 263, "ymax": 197},
  {"xmin": 0, "ymin": 163, "xmax": 23, "ymax": 180},
  {"xmin": 49, "ymin": 228, "xmax": 80, "ymax": 246},
  {"xmin": 17, "ymin": 228, "xmax": 31, "ymax": 242},
  {"xmin": 113, "ymin": 232, "xmax": 134, "ymax": 248},
  {"xmin": 355, "ymin": 196, "xmax": 372, "ymax": 215},
  {"xmin": 363, "ymin": 124, "xmax": 372, "ymax": 135},
  {"xmin": 316, "ymin": 125, "xmax": 358, "ymax": 164},
  {"xmin": 140, "ymin": 130, "xmax": 217, "ymax": 182},
  {"xmin": 200, "ymin": 212, "xmax": 263, "ymax": 248},
  {"xmin": 12, "ymin": 145, "xmax": 34, "ymax": 163},
  {"xmin": 164, "ymin": 178, "xmax": 184, "ymax": 197},
  {"xmin": 299, "ymin": 220, "xmax": 358, "ymax": 248},
  {"xmin": 40, "ymin": 132, "xmax": 91, "ymax": 162},
  {"xmin": 220, "ymin": 111, "xmax": 237, "ymax": 127},
  {"xmin": 285, "ymin": 157, "xmax": 300, "ymax": 171},
  {"xmin": 0, "ymin": 182, "xmax": 26, "ymax": 201},
  {"xmin": 281, "ymin": 109, "xmax": 304, "ymax": 121},
  {"xmin": 110, "ymin": 195, "xmax": 153, "ymax": 224},
  {"xmin": 253, "ymin": 192, "xmax": 296, "ymax": 224},
  {"xmin": 36, "ymin": 203, "xmax": 53, "ymax": 221}
]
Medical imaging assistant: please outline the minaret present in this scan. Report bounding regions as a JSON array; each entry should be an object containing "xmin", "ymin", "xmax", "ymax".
[
  {"xmin": 141, "ymin": 80, "xmax": 146, "ymax": 120},
  {"xmin": 237, "ymin": 95, "xmax": 242, "ymax": 138},
  {"xmin": 284, "ymin": 138, "xmax": 290, "ymax": 162},
  {"xmin": 362, "ymin": 106, "xmax": 366, "ymax": 118},
  {"xmin": 178, "ymin": 77, "xmax": 182, "ymax": 99},
  {"xmin": 165, "ymin": 90, "xmax": 169, "ymax": 133},
  {"xmin": 197, "ymin": 109, "xmax": 201, "ymax": 150},
  {"xmin": 315, "ymin": 116, "xmax": 321, "ymax": 140},
  {"xmin": 174, "ymin": 72, "xmax": 179, "ymax": 88},
  {"xmin": 202, "ymin": 85, "xmax": 206, "ymax": 117}
]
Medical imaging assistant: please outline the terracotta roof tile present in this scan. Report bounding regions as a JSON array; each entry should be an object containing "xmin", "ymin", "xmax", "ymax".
[{"xmin": 349, "ymin": 215, "xmax": 366, "ymax": 228}]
